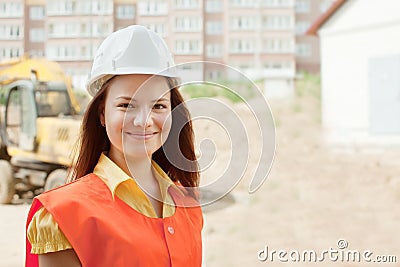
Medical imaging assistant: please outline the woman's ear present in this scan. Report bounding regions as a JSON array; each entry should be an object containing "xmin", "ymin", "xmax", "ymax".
[
  {"xmin": 99, "ymin": 102, "xmax": 106, "ymax": 127},
  {"xmin": 100, "ymin": 112, "xmax": 105, "ymax": 127}
]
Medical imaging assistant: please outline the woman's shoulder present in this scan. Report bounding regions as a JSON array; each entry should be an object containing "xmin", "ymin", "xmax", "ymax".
[
  {"xmin": 44, "ymin": 173, "xmax": 102, "ymax": 192},
  {"xmin": 37, "ymin": 173, "xmax": 109, "ymax": 208}
]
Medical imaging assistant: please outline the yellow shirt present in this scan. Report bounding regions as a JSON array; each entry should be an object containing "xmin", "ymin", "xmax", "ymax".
[{"xmin": 27, "ymin": 153, "xmax": 178, "ymax": 254}]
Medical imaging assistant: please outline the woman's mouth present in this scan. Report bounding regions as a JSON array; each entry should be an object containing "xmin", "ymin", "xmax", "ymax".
[{"xmin": 125, "ymin": 132, "xmax": 157, "ymax": 140}]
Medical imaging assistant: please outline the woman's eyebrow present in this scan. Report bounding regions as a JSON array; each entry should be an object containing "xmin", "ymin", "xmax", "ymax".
[
  {"xmin": 115, "ymin": 96, "xmax": 170, "ymax": 102},
  {"xmin": 115, "ymin": 96, "xmax": 133, "ymax": 101},
  {"xmin": 153, "ymin": 97, "xmax": 170, "ymax": 102}
]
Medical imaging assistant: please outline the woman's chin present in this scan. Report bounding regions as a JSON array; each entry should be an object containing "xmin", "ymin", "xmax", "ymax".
[{"xmin": 123, "ymin": 146, "xmax": 159, "ymax": 160}]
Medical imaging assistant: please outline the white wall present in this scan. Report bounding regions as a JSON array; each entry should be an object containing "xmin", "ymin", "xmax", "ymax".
[
  {"xmin": 319, "ymin": 0, "xmax": 400, "ymax": 145},
  {"xmin": 263, "ymin": 78, "xmax": 294, "ymax": 98}
]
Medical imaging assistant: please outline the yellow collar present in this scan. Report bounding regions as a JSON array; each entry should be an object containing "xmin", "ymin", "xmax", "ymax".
[{"xmin": 93, "ymin": 153, "xmax": 182, "ymax": 200}]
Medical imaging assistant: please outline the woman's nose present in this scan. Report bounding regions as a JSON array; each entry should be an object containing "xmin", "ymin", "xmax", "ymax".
[{"xmin": 133, "ymin": 108, "xmax": 153, "ymax": 128}]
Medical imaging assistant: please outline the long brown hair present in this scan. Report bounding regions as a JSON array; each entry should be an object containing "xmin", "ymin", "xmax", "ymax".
[{"xmin": 68, "ymin": 77, "xmax": 199, "ymax": 194}]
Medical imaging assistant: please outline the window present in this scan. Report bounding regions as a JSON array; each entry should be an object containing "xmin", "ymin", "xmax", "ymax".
[
  {"xmin": 80, "ymin": 46, "xmax": 87, "ymax": 57},
  {"xmin": 0, "ymin": 47, "xmax": 23, "ymax": 59},
  {"xmin": 47, "ymin": 45, "xmax": 83, "ymax": 60},
  {"xmin": 295, "ymin": 21, "xmax": 310, "ymax": 35},
  {"xmin": 48, "ymin": 24, "xmax": 54, "ymax": 35},
  {"xmin": 230, "ymin": 0, "xmax": 256, "ymax": 8},
  {"xmin": 206, "ymin": 44, "xmax": 222, "ymax": 57},
  {"xmin": 35, "ymin": 90, "xmax": 72, "ymax": 117},
  {"xmin": 264, "ymin": 61, "xmax": 293, "ymax": 70},
  {"xmin": 263, "ymin": 38, "xmax": 294, "ymax": 53},
  {"xmin": 283, "ymin": 41, "xmax": 292, "ymax": 53},
  {"xmin": 206, "ymin": 0, "xmax": 222, "ymax": 12},
  {"xmin": 47, "ymin": 1, "xmax": 56, "ymax": 14},
  {"xmin": 47, "ymin": 0, "xmax": 67, "ymax": 15},
  {"xmin": 66, "ymin": 0, "xmax": 76, "ymax": 14},
  {"xmin": 47, "ymin": 23, "xmax": 74, "ymax": 37},
  {"xmin": 29, "ymin": 50, "xmax": 45, "ymax": 57},
  {"xmin": 0, "ymin": 2, "xmax": 23, "ymax": 18},
  {"xmin": 175, "ymin": 40, "xmax": 202, "ymax": 55},
  {"xmin": 47, "ymin": 0, "xmax": 74, "ymax": 15},
  {"xmin": 296, "ymin": 43, "xmax": 312, "ymax": 57},
  {"xmin": 238, "ymin": 63, "xmax": 251, "ymax": 70},
  {"xmin": 231, "ymin": 16, "xmax": 256, "ymax": 31},
  {"xmin": 47, "ymin": 0, "xmax": 112, "ymax": 15},
  {"xmin": 48, "ymin": 22, "xmax": 111, "ymax": 38},
  {"xmin": 175, "ymin": 16, "xmax": 202, "ymax": 32},
  {"xmin": 117, "ymin": 5, "xmax": 135, "ymax": 19},
  {"xmin": 206, "ymin": 22, "xmax": 222, "ymax": 35},
  {"xmin": 262, "ymin": 0, "xmax": 293, "ymax": 8},
  {"xmin": 92, "ymin": 23, "xmax": 112, "ymax": 37},
  {"xmin": 80, "ymin": 0, "xmax": 92, "ymax": 14},
  {"xmin": 262, "ymin": 15, "xmax": 293, "ymax": 30},
  {"xmin": 138, "ymin": 0, "xmax": 168, "ymax": 16},
  {"xmin": 30, "ymin": 6, "xmax": 45, "ymax": 20},
  {"xmin": 94, "ymin": 0, "xmax": 113, "ymax": 15},
  {"xmin": 230, "ymin": 39, "xmax": 255, "ymax": 54},
  {"xmin": 295, "ymin": 0, "xmax": 310, "ymax": 13},
  {"xmin": 66, "ymin": 23, "xmax": 79, "ymax": 37},
  {"xmin": 143, "ymin": 23, "xmax": 167, "ymax": 37},
  {"xmin": 175, "ymin": 0, "xmax": 200, "ymax": 9},
  {"xmin": 206, "ymin": 70, "xmax": 223, "ymax": 81},
  {"xmin": 80, "ymin": 23, "xmax": 87, "ymax": 35},
  {"xmin": 0, "ymin": 24, "xmax": 23, "ymax": 40},
  {"xmin": 30, "ymin": 28, "xmax": 45, "ymax": 42}
]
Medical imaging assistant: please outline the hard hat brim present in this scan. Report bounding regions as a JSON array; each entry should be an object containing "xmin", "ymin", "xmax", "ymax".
[{"xmin": 87, "ymin": 70, "xmax": 181, "ymax": 97}]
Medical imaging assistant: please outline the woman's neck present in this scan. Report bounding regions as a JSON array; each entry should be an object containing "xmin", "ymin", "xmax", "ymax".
[
  {"xmin": 107, "ymin": 149, "xmax": 154, "ymax": 183},
  {"xmin": 107, "ymin": 149, "xmax": 163, "ymax": 216},
  {"xmin": 126, "ymin": 157, "xmax": 154, "ymax": 183}
]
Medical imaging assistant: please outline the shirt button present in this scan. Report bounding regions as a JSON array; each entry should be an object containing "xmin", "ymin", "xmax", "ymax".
[{"xmin": 167, "ymin": 226, "xmax": 175, "ymax": 235}]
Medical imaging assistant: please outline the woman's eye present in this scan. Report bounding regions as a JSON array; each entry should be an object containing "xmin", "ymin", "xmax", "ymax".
[
  {"xmin": 153, "ymin": 104, "xmax": 167, "ymax": 110},
  {"xmin": 118, "ymin": 103, "xmax": 134, "ymax": 109}
]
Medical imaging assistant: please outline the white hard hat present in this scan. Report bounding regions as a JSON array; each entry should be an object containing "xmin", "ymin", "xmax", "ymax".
[{"xmin": 86, "ymin": 25, "xmax": 179, "ymax": 96}]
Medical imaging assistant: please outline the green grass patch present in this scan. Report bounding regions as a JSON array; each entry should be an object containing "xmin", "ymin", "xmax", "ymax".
[
  {"xmin": 180, "ymin": 81, "xmax": 257, "ymax": 103},
  {"xmin": 295, "ymin": 72, "xmax": 321, "ymax": 100}
]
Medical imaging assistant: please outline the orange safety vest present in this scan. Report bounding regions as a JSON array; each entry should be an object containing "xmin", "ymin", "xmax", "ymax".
[{"xmin": 25, "ymin": 174, "xmax": 203, "ymax": 267}]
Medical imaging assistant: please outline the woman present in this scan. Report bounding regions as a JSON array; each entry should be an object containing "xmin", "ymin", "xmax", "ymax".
[{"xmin": 25, "ymin": 25, "xmax": 203, "ymax": 267}]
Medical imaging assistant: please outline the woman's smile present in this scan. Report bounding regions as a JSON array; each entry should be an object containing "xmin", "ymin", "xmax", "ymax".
[{"xmin": 124, "ymin": 131, "xmax": 158, "ymax": 141}]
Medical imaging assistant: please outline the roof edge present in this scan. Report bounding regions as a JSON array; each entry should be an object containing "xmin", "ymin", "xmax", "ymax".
[{"xmin": 306, "ymin": 0, "xmax": 348, "ymax": 36}]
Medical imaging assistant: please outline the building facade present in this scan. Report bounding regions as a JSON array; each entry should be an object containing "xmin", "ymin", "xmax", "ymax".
[
  {"xmin": 295, "ymin": 0, "xmax": 335, "ymax": 73},
  {"xmin": 0, "ymin": 0, "xmax": 25, "ymax": 59},
  {"xmin": 1, "ymin": 0, "xmax": 332, "ymax": 94}
]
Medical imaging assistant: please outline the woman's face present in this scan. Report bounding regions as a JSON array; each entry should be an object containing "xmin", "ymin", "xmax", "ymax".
[{"xmin": 100, "ymin": 74, "xmax": 172, "ymax": 163}]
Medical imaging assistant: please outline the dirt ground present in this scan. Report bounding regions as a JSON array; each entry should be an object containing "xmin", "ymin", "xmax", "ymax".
[
  {"xmin": 1, "ymin": 79, "xmax": 400, "ymax": 267},
  {"xmin": 199, "ymin": 83, "xmax": 400, "ymax": 266},
  {"xmin": 0, "ymin": 203, "xmax": 30, "ymax": 267}
]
